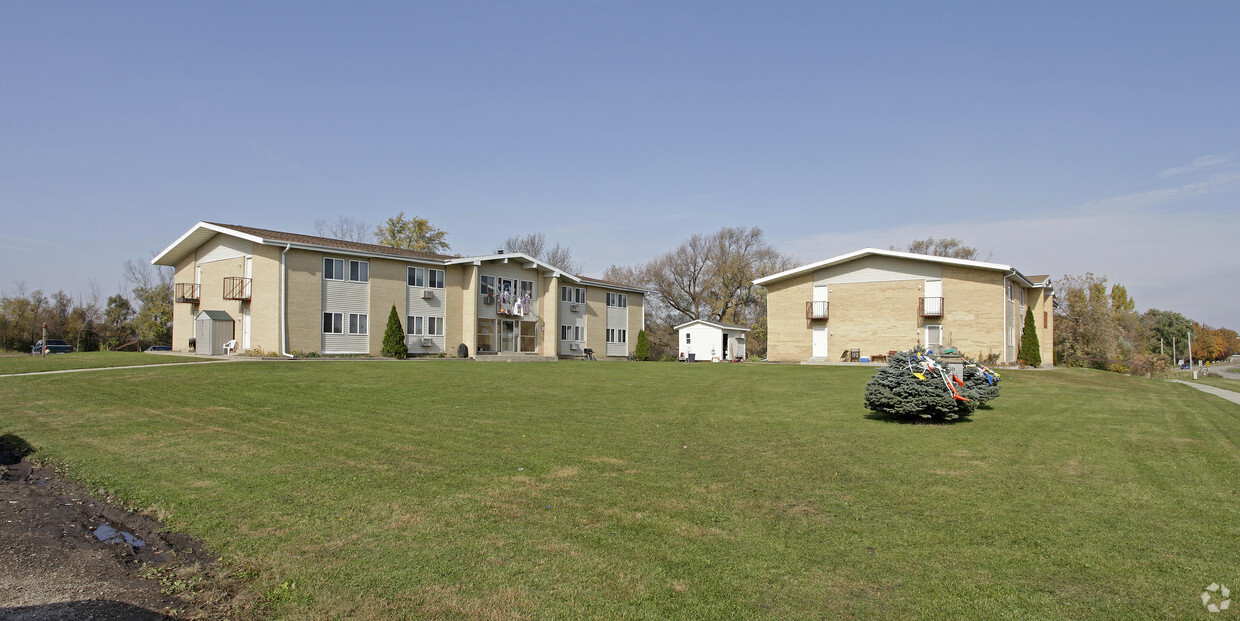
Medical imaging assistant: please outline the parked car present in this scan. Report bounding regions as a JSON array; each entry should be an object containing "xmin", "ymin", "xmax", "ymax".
[
  {"xmin": 31, "ymin": 339, "xmax": 73, "ymax": 355},
  {"xmin": 145, "ymin": 345, "xmax": 172, "ymax": 352}
]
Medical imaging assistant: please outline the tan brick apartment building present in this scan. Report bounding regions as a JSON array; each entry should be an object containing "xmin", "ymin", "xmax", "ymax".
[
  {"xmin": 755, "ymin": 248, "xmax": 1053, "ymax": 365},
  {"xmin": 153, "ymin": 222, "xmax": 645, "ymax": 359}
]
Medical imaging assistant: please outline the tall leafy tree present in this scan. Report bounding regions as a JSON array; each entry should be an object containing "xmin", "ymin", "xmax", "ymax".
[
  {"xmin": 1053, "ymin": 273, "xmax": 1122, "ymax": 365},
  {"xmin": 374, "ymin": 212, "xmax": 450, "ymax": 254}
]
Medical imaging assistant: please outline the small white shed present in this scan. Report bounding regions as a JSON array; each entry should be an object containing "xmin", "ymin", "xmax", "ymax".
[
  {"xmin": 194, "ymin": 310, "xmax": 235, "ymax": 355},
  {"xmin": 674, "ymin": 320, "xmax": 750, "ymax": 362}
]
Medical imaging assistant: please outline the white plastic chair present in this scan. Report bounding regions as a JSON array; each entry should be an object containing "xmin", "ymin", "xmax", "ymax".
[{"xmin": 222, "ymin": 340, "xmax": 237, "ymax": 356}]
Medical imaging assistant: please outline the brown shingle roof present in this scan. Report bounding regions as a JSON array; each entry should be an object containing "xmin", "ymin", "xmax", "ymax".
[{"xmin": 208, "ymin": 222, "xmax": 455, "ymax": 262}]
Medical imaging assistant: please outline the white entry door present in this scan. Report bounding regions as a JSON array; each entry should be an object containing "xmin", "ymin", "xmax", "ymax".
[
  {"xmin": 242, "ymin": 309, "xmax": 251, "ymax": 351},
  {"xmin": 812, "ymin": 325, "xmax": 829, "ymax": 358}
]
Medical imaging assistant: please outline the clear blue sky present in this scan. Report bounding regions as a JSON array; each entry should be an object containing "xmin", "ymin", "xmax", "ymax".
[{"xmin": 3, "ymin": 2, "xmax": 1238, "ymax": 327}]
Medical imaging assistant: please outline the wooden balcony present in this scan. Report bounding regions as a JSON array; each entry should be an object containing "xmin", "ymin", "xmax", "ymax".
[
  {"xmin": 174, "ymin": 283, "xmax": 200, "ymax": 303},
  {"xmin": 805, "ymin": 301, "xmax": 829, "ymax": 319},
  {"xmin": 223, "ymin": 277, "xmax": 252, "ymax": 301},
  {"xmin": 919, "ymin": 297, "xmax": 944, "ymax": 317}
]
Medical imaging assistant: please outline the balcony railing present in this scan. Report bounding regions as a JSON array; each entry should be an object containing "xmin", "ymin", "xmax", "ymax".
[
  {"xmin": 805, "ymin": 301, "xmax": 829, "ymax": 319},
  {"xmin": 174, "ymin": 283, "xmax": 200, "ymax": 303},
  {"xmin": 919, "ymin": 297, "xmax": 944, "ymax": 317},
  {"xmin": 223, "ymin": 277, "xmax": 252, "ymax": 301}
]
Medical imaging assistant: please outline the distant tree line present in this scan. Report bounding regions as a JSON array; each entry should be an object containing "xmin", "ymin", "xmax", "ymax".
[{"xmin": 0, "ymin": 258, "xmax": 173, "ymax": 352}]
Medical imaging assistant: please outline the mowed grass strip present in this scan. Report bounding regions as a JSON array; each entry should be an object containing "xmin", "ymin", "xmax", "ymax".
[
  {"xmin": 1, "ymin": 362, "xmax": 1238, "ymax": 619},
  {"xmin": 0, "ymin": 351, "xmax": 207, "ymax": 374}
]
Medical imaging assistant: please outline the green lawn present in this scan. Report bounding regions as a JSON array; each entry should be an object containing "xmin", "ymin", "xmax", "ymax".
[
  {"xmin": 1, "ymin": 362, "xmax": 1237, "ymax": 619},
  {"xmin": 1192, "ymin": 376, "xmax": 1240, "ymax": 393},
  {"xmin": 0, "ymin": 351, "xmax": 207, "ymax": 375}
]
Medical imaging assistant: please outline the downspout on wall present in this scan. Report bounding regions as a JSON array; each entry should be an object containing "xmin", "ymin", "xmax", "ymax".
[
  {"xmin": 279, "ymin": 244, "xmax": 294, "ymax": 358},
  {"xmin": 1002, "ymin": 271, "xmax": 1013, "ymax": 363}
]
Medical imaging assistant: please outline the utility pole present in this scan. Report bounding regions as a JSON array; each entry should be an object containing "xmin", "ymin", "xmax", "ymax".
[
  {"xmin": 41, "ymin": 322, "xmax": 47, "ymax": 359},
  {"xmin": 1188, "ymin": 330, "xmax": 1194, "ymax": 375}
]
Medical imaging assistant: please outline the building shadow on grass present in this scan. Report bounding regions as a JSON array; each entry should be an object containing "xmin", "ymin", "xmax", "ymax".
[{"xmin": 0, "ymin": 433, "xmax": 35, "ymax": 465}]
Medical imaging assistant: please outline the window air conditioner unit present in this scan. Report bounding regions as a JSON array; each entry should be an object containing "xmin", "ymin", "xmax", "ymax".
[
  {"xmin": 421, "ymin": 338, "xmax": 434, "ymax": 347},
  {"xmin": 484, "ymin": 295, "xmax": 494, "ymax": 305},
  {"xmin": 422, "ymin": 289, "xmax": 434, "ymax": 299},
  {"xmin": 570, "ymin": 343, "xmax": 580, "ymax": 351},
  {"xmin": 570, "ymin": 304, "xmax": 580, "ymax": 312}
]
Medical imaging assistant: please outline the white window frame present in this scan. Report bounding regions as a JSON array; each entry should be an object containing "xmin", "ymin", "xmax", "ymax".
[
  {"xmin": 428, "ymin": 269, "xmax": 445, "ymax": 289},
  {"xmin": 349, "ymin": 260, "xmax": 369, "ymax": 283},
  {"xmin": 426, "ymin": 316, "xmax": 445, "ymax": 336},
  {"xmin": 606, "ymin": 328, "xmax": 616, "ymax": 343},
  {"xmin": 519, "ymin": 280, "xmax": 534, "ymax": 298},
  {"xmin": 575, "ymin": 288, "xmax": 586, "ymax": 303},
  {"xmin": 481, "ymin": 275, "xmax": 496, "ymax": 297},
  {"xmin": 407, "ymin": 316, "xmax": 423, "ymax": 336},
  {"xmin": 618, "ymin": 329, "xmax": 627, "ymax": 343},
  {"xmin": 561, "ymin": 286, "xmax": 571, "ymax": 302},
  {"xmin": 574, "ymin": 325, "xmax": 582, "ymax": 341},
  {"xmin": 606, "ymin": 292, "xmax": 616, "ymax": 307},
  {"xmin": 323, "ymin": 312, "xmax": 343, "ymax": 334},
  {"xmin": 560, "ymin": 325, "xmax": 571, "ymax": 340},
  {"xmin": 348, "ymin": 313, "xmax": 368, "ymax": 335},
  {"xmin": 408, "ymin": 267, "xmax": 425, "ymax": 287},
  {"xmin": 926, "ymin": 324, "xmax": 943, "ymax": 347},
  {"xmin": 324, "ymin": 258, "xmax": 344, "ymax": 281}
]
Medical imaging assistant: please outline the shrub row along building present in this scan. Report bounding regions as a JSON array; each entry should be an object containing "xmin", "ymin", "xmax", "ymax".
[
  {"xmin": 153, "ymin": 222, "xmax": 646, "ymax": 359},
  {"xmin": 755, "ymin": 248, "xmax": 1053, "ymax": 365}
]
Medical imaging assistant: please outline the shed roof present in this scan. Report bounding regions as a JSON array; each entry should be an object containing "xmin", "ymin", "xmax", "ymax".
[
  {"xmin": 195, "ymin": 310, "xmax": 233, "ymax": 321},
  {"xmin": 673, "ymin": 319, "xmax": 751, "ymax": 333}
]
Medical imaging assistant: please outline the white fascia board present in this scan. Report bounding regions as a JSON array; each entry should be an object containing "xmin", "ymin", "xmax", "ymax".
[
  {"xmin": 152, "ymin": 222, "xmax": 265, "ymax": 266},
  {"xmin": 753, "ymin": 247, "xmax": 1018, "ymax": 286},
  {"xmin": 290, "ymin": 242, "xmax": 447, "ymax": 266},
  {"xmin": 449, "ymin": 253, "xmax": 584, "ymax": 282}
]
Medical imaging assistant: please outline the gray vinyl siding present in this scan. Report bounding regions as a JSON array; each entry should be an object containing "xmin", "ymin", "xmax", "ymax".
[
  {"xmin": 406, "ymin": 284, "xmax": 445, "ymax": 354},
  {"xmin": 323, "ymin": 278, "xmax": 369, "ymax": 354},
  {"xmin": 606, "ymin": 305, "xmax": 627, "ymax": 357},
  {"xmin": 559, "ymin": 298, "xmax": 586, "ymax": 356}
]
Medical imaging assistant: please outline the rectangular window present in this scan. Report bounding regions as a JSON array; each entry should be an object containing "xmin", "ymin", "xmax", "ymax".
[
  {"xmin": 519, "ymin": 280, "xmax": 534, "ymax": 299},
  {"xmin": 686, "ymin": 333, "xmax": 691, "ymax": 344},
  {"xmin": 574, "ymin": 325, "xmax": 582, "ymax": 341},
  {"xmin": 926, "ymin": 325, "xmax": 942, "ymax": 347},
  {"xmin": 575, "ymin": 288, "xmax": 586, "ymax": 303},
  {"xmin": 481, "ymin": 275, "xmax": 496, "ymax": 297},
  {"xmin": 606, "ymin": 292, "xmax": 616, "ymax": 307},
  {"xmin": 618, "ymin": 329, "xmax": 627, "ymax": 343},
  {"xmin": 428, "ymin": 269, "xmax": 445, "ymax": 289},
  {"xmin": 606, "ymin": 328, "xmax": 615, "ymax": 343},
  {"xmin": 408, "ymin": 267, "xmax": 424, "ymax": 287},
  {"xmin": 349, "ymin": 260, "xmax": 369, "ymax": 282},
  {"xmin": 427, "ymin": 316, "xmax": 444, "ymax": 336},
  {"xmin": 499, "ymin": 278, "xmax": 514, "ymax": 296},
  {"xmin": 407, "ymin": 316, "xmax": 423, "ymax": 336},
  {"xmin": 519, "ymin": 321, "xmax": 536, "ymax": 352},
  {"xmin": 348, "ymin": 313, "xmax": 368, "ymax": 335},
  {"xmin": 561, "ymin": 325, "xmax": 571, "ymax": 340},
  {"xmin": 322, "ymin": 312, "xmax": 343, "ymax": 334},
  {"xmin": 476, "ymin": 319, "xmax": 496, "ymax": 352},
  {"xmin": 618, "ymin": 294, "xmax": 627, "ymax": 308},
  {"xmin": 324, "ymin": 258, "xmax": 344, "ymax": 280},
  {"xmin": 561, "ymin": 286, "xmax": 571, "ymax": 302}
]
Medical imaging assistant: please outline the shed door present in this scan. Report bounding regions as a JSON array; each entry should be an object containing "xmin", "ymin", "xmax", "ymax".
[
  {"xmin": 242, "ymin": 309, "xmax": 251, "ymax": 351},
  {"xmin": 812, "ymin": 325, "xmax": 829, "ymax": 358}
]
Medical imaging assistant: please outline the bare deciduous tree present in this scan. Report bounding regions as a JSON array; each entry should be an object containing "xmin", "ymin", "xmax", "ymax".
[
  {"xmin": 315, "ymin": 216, "xmax": 373, "ymax": 243},
  {"xmin": 895, "ymin": 238, "xmax": 989, "ymax": 261},
  {"xmin": 503, "ymin": 233, "xmax": 582, "ymax": 274}
]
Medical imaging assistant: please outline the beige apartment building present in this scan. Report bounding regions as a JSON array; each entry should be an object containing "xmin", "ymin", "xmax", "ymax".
[
  {"xmin": 755, "ymin": 248, "xmax": 1053, "ymax": 365},
  {"xmin": 153, "ymin": 222, "xmax": 645, "ymax": 359}
]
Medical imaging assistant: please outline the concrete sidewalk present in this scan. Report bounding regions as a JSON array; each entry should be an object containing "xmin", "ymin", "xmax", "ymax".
[{"xmin": 1170, "ymin": 380, "xmax": 1240, "ymax": 406}]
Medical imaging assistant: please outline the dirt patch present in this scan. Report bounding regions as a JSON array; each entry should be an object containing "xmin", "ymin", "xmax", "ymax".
[{"xmin": 1, "ymin": 446, "xmax": 250, "ymax": 619}]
